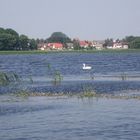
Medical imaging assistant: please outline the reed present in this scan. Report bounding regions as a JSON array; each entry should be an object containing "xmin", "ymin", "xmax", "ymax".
[
  {"xmin": 52, "ymin": 70, "xmax": 63, "ymax": 86},
  {"xmin": 28, "ymin": 75, "xmax": 34, "ymax": 84},
  {"xmin": 79, "ymin": 85, "xmax": 97, "ymax": 98},
  {"xmin": 10, "ymin": 89, "xmax": 140, "ymax": 100},
  {"xmin": 14, "ymin": 89, "xmax": 30, "ymax": 98},
  {"xmin": 120, "ymin": 72, "xmax": 127, "ymax": 81},
  {"xmin": 0, "ymin": 72, "xmax": 20, "ymax": 86}
]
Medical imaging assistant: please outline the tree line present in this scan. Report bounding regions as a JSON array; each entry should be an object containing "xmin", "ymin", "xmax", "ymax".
[
  {"xmin": 1, "ymin": 27, "xmax": 140, "ymax": 50},
  {"xmin": 0, "ymin": 27, "xmax": 37, "ymax": 50},
  {"xmin": 37, "ymin": 33, "xmax": 140, "ymax": 49},
  {"xmin": 103, "ymin": 36, "xmax": 140, "ymax": 49},
  {"xmin": 37, "ymin": 32, "xmax": 85, "ymax": 50},
  {"xmin": 123, "ymin": 36, "xmax": 140, "ymax": 49},
  {"xmin": 36, "ymin": 32, "xmax": 71, "ymax": 43}
]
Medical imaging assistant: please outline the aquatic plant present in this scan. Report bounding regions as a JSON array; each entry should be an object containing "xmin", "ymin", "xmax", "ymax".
[
  {"xmin": 120, "ymin": 72, "xmax": 127, "ymax": 81},
  {"xmin": 47, "ymin": 63, "xmax": 51, "ymax": 70},
  {"xmin": 52, "ymin": 70, "xmax": 63, "ymax": 86},
  {"xmin": 14, "ymin": 90, "xmax": 30, "ymax": 98},
  {"xmin": 28, "ymin": 75, "xmax": 34, "ymax": 84},
  {"xmin": 80, "ymin": 91, "xmax": 97, "ymax": 98},
  {"xmin": 0, "ymin": 72, "xmax": 10, "ymax": 86},
  {"xmin": 0, "ymin": 72, "xmax": 20, "ymax": 86},
  {"xmin": 44, "ymin": 61, "xmax": 63, "ymax": 86},
  {"xmin": 79, "ymin": 85, "xmax": 97, "ymax": 98},
  {"xmin": 90, "ymin": 72, "xmax": 95, "ymax": 80}
]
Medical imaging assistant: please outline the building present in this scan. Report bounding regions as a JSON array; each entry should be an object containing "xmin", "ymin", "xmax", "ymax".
[
  {"xmin": 47, "ymin": 43, "xmax": 63, "ymax": 50},
  {"xmin": 106, "ymin": 41, "xmax": 129, "ymax": 49},
  {"xmin": 112, "ymin": 42, "xmax": 128, "ymax": 49},
  {"xmin": 91, "ymin": 41, "xmax": 104, "ymax": 50},
  {"xmin": 38, "ymin": 43, "xmax": 63, "ymax": 50},
  {"xmin": 38, "ymin": 43, "xmax": 48, "ymax": 50},
  {"xmin": 79, "ymin": 41, "xmax": 89, "ymax": 48},
  {"xmin": 66, "ymin": 43, "xmax": 74, "ymax": 50}
]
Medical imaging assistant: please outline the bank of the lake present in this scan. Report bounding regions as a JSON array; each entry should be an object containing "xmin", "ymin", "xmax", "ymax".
[{"xmin": 0, "ymin": 49, "xmax": 140, "ymax": 55}]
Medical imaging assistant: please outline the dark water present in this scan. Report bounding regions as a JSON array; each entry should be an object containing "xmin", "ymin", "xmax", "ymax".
[
  {"xmin": 0, "ymin": 52, "xmax": 140, "ymax": 94},
  {"xmin": 0, "ymin": 96, "xmax": 140, "ymax": 140}
]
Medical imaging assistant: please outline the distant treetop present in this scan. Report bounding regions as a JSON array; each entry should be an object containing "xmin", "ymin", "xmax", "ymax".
[
  {"xmin": 0, "ymin": 27, "xmax": 37, "ymax": 50},
  {"xmin": 47, "ymin": 32, "xmax": 72, "ymax": 44},
  {"xmin": 51, "ymin": 32, "xmax": 69, "ymax": 38}
]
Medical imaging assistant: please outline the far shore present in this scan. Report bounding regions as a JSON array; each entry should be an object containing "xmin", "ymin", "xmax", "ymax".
[{"xmin": 0, "ymin": 49, "xmax": 140, "ymax": 55}]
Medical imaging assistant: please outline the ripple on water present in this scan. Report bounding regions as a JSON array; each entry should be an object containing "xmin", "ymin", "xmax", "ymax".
[{"xmin": 0, "ymin": 97, "xmax": 140, "ymax": 140}]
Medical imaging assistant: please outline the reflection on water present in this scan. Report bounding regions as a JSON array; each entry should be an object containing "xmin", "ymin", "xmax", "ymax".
[{"xmin": 0, "ymin": 96, "xmax": 140, "ymax": 140}]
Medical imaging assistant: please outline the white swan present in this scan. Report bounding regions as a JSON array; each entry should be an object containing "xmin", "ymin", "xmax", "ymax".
[{"xmin": 82, "ymin": 63, "xmax": 92, "ymax": 70}]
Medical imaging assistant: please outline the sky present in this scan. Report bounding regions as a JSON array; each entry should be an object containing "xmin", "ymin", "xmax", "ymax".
[{"xmin": 0, "ymin": 0, "xmax": 140, "ymax": 40}]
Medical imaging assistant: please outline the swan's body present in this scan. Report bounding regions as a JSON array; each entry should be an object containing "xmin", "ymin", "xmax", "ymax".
[{"xmin": 82, "ymin": 63, "xmax": 92, "ymax": 70}]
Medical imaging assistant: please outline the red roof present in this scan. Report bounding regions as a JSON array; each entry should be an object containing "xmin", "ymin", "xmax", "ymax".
[
  {"xmin": 79, "ymin": 41, "xmax": 88, "ymax": 46},
  {"xmin": 48, "ymin": 43, "xmax": 63, "ymax": 48},
  {"xmin": 79, "ymin": 41, "xmax": 90, "ymax": 47}
]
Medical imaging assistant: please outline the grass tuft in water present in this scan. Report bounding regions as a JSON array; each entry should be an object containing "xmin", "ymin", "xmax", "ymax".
[
  {"xmin": 14, "ymin": 90, "xmax": 30, "ymax": 98},
  {"xmin": 52, "ymin": 70, "xmax": 63, "ymax": 86},
  {"xmin": 79, "ymin": 91, "xmax": 97, "ymax": 98},
  {"xmin": 78, "ymin": 85, "xmax": 97, "ymax": 98},
  {"xmin": 120, "ymin": 72, "xmax": 127, "ymax": 81},
  {"xmin": 9, "ymin": 90, "xmax": 140, "ymax": 100},
  {"xmin": 0, "ymin": 72, "xmax": 21, "ymax": 86}
]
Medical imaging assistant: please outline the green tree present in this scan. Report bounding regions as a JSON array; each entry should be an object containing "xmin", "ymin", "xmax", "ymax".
[
  {"xmin": 47, "ymin": 32, "xmax": 71, "ymax": 44},
  {"xmin": 73, "ymin": 39, "xmax": 80, "ymax": 50},
  {"xmin": 19, "ymin": 35, "xmax": 29, "ymax": 50},
  {"xmin": 122, "ymin": 36, "xmax": 140, "ymax": 49},
  {"xmin": 5, "ymin": 28, "xmax": 19, "ymax": 37},
  {"xmin": 103, "ymin": 38, "xmax": 113, "ymax": 47},
  {"xmin": 0, "ymin": 28, "xmax": 19, "ymax": 50},
  {"xmin": 123, "ymin": 36, "xmax": 135, "ymax": 43},
  {"xmin": 29, "ymin": 39, "xmax": 37, "ymax": 50},
  {"xmin": 129, "ymin": 37, "xmax": 140, "ymax": 49},
  {"xmin": 0, "ymin": 27, "xmax": 5, "ymax": 34},
  {"xmin": 0, "ymin": 33, "xmax": 17, "ymax": 50},
  {"xmin": 6, "ymin": 28, "xmax": 19, "ymax": 50}
]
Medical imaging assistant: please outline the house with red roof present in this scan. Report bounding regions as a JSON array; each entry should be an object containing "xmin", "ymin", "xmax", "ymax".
[
  {"xmin": 47, "ymin": 43, "xmax": 63, "ymax": 50},
  {"xmin": 37, "ymin": 42, "xmax": 63, "ymax": 50},
  {"xmin": 79, "ymin": 41, "xmax": 89, "ymax": 48}
]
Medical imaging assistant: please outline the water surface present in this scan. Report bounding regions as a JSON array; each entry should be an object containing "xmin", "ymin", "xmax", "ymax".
[
  {"xmin": 0, "ymin": 52, "xmax": 140, "ymax": 94},
  {"xmin": 1, "ymin": 52, "xmax": 140, "ymax": 140},
  {"xmin": 0, "ymin": 96, "xmax": 140, "ymax": 140}
]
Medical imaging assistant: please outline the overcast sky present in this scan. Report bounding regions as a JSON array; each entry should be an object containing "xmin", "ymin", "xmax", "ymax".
[{"xmin": 0, "ymin": 0, "xmax": 140, "ymax": 40}]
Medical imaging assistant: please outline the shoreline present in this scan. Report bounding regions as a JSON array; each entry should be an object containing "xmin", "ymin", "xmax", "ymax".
[{"xmin": 0, "ymin": 49, "xmax": 140, "ymax": 55}]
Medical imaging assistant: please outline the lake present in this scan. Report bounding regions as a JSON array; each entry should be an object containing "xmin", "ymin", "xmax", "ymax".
[
  {"xmin": 0, "ymin": 52, "xmax": 140, "ymax": 94},
  {"xmin": 0, "ymin": 96, "xmax": 140, "ymax": 140},
  {"xmin": 0, "ymin": 52, "xmax": 140, "ymax": 140}
]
